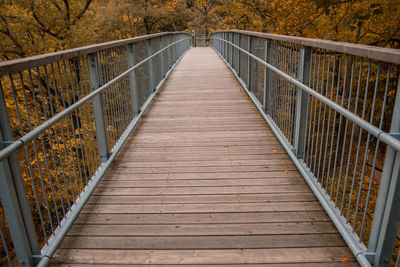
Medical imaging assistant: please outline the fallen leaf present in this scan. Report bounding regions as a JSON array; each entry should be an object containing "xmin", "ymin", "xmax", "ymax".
[
  {"xmin": 272, "ymin": 150, "xmax": 278, "ymax": 152},
  {"xmin": 284, "ymin": 170, "xmax": 289, "ymax": 173},
  {"xmin": 224, "ymin": 144, "xmax": 229, "ymax": 148},
  {"xmin": 341, "ymin": 258, "xmax": 351, "ymax": 263}
]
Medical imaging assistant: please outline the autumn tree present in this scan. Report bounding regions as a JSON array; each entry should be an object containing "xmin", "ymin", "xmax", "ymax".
[
  {"xmin": 216, "ymin": 0, "xmax": 400, "ymax": 48},
  {"xmin": 0, "ymin": 0, "xmax": 94, "ymax": 60}
]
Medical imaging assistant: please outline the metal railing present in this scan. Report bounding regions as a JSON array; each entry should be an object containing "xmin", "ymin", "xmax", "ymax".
[
  {"xmin": 195, "ymin": 35, "xmax": 209, "ymax": 47},
  {"xmin": 0, "ymin": 32, "xmax": 191, "ymax": 266},
  {"xmin": 212, "ymin": 30, "xmax": 400, "ymax": 267}
]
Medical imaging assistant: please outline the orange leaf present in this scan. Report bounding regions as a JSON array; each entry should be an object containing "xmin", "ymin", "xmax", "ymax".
[
  {"xmin": 272, "ymin": 150, "xmax": 278, "ymax": 152},
  {"xmin": 224, "ymin": 144, "xmax": 229, "ymax": 148},
  {"xmin": 342, "ymin": 258, "xmax": 351, "ymax": 263},
  {"xmin": 284, "ymin": 170, "xmax": 289, "ymax": 173}
]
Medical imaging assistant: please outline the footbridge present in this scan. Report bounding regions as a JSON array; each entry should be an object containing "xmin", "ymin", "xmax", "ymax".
[{"xmin": 0, "ymin": 31, "xmax": 399, "ymax": 266}]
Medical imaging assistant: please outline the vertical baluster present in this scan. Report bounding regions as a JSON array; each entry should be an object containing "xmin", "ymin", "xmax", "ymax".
[
  {"xmin": 263, "ymin": 39, "xmax": 272, "ymax": 113},
  {"xmin": 293, "ymin": 46, "xmax": 312, "ymax": 158},
  {"xmin": 87, "ymin": 53, "xmax": 109, "ymax": 163},
  {"xmin": 233, "ymin": 34, "xmax": 237, "ymax": 72},
  {"xmin": 147, "ymin": 38, "xmax": 155, "ymax": 96},
  {"xmin": 230, "ymin": 34, "xmax": 234, "ymax": 68},
  {"xmin": 321, "ymin": 53, "xmax": 338, "ymax": 190},
  {"xmin": 160, "ymin": 37, "xmax": 165, "ymax": 79},
  {"xmin": 237, "ymin": 34, "xmax": 241, "ymax": 75},
  {"xmin": 0, "ymin": 84, "xmax": 40, "ymax": 266},
  {"xmin": 247, "ymin": 36, "xmax": 252, "ymax": 91},
  {"xmin": 223, "ymin": 33, "xmax": 226, "ymax": 58},
  {"xmin": 127, "ymin": 44, "xmax": 139, "ymax": 118},
  {"xmin": 172, "ymin": 35, "xmax": 177, "ymax": 63},
  {"xmin": 371, "ymin": 74, "xmax": 400, "ymax": 267}
]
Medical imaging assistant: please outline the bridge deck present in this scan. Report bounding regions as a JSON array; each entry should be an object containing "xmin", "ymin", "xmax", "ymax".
[{"xmin": 51, "ymin": 47, "xmax": 358, "ymax": 266}]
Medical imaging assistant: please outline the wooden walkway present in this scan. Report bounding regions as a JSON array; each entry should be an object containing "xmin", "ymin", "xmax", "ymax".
[{"xmin": 51, "ymin": 47, "xmax": 358, "ymax": 266}]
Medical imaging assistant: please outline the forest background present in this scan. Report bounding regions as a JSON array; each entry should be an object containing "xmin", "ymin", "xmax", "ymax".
[
  {"xmin": 0, "ymin": 0, "xmax": 400, "ymax": 266},
  {"xmin": 0, "ymin": 0, "xmax": 399, "ymax": 61}
]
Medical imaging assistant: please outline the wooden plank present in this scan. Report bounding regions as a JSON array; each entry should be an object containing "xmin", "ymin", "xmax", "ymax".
[
  {"xmin": 52, "ymin": 263, "xmax": 359, "ymax": 267},
  {"xmin": 131, "ymin": 130, "xmax": 276, "ymax": 138},
  {"xmin": 68, "ymin": 222, "xmax": 338, "ymax": 236},
  {"xmin": 111, "ymin": 159, "xmax": 295, "ymax": 168},
  {"xmin": 59, "ymin": 234, "xmax": 346, "ymax": 249},
  {"xmin": 75, "ymin": 211, "xmax": 329, "ymax": 225},
  {"xmin": 135, "ymin": 121, "xmax": 266, "ymax": 126},
  {"xmin": 147, "ymin": 110, "xmax": 261, "ymax": 116},
  {"xmin": 115, "ymin": 153, "xmax": 291, "ymax": 163},
  {"xmin": 87, "ymin": 193, "xmax": 316, "ymax": 204},
  {"xmin": 51, "ymin": 247, "xmax": 356, "ymax": 264},
  {"xmin": 134, "ymin": 120, "xmax": 269, "ymax": 128},
  {"xmin": 96, "ymin": 177, "xmax": 306, "ymax": 187},
  {"xmin": 120, "ymin": 150, "xmax": 289, "ymax": 157},
  {"xmin": 92, "ymin": 185, "xmax": 313, "ymax": 195},
  {"xmin": 102, "ymin": 171, "xmax": 301, "ymax": 180},
  {"xmin": 127, "ymin": 135, "xmax": 275, "ymax": 140},
  {"xmin": 81, "ymin": 202, "xmax": 322, "ymax": 214},
  {"xmin": 107, "ymin": 166, "xmax": 299, "ymax": 174},
  {"xmin": 135, "ymin": 128, "xmax": 274, "ymax": 134},
  {"xmin": 124, "ymin": 140, "xmax": 282, "ymax": 148},
  {"xmin": 121, "ymin": 145, "xmax": 286, "ymax": 152},
  {"xmin": 135, "ymin": 128, "xmax": 272, "ymax": 134}
]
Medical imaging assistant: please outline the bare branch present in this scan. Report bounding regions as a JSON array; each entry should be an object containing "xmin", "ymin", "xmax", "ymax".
[
  {"xmin": 73, "ymin": 0, "xmax": 93, "ymax": 24},
  {"xmin": 62, "ymin": 0, "xmax": 71, "ymax": 21}
]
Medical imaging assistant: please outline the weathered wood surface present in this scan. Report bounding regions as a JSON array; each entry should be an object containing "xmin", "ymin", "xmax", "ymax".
[{"xmin": 51, "ymin": 47, "xmax": 358, "ymax": 266}]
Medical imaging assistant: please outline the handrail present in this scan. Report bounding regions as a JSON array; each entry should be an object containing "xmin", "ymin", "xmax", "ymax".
[
  {"xmin": 0, "ymin": 32, "xmax": 182, "ymax": 76},
  {"xmin": 212, "ymin": 30, "xmax": 400, "ymax": 267},
  {"xmin": 0, "ymin": 37, "xmax": 188, "ymax": 162},
  {"xmin": 213, "ymin": 37, "xmax": 400, "ymax": 153},
  {"xmin": 218, "ymin": 30, "xmax": 400, "ymax": 64},
  {"xmin": 0, "ymin": 32, "xmax": 191, "ymax": 266}
]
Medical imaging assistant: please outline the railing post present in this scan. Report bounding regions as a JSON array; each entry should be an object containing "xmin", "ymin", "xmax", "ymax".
[
  {"xmin": 215, "ymin": 34, "xmax": 218, "ymax": 51},
  {"xmin": 220, "ymin": 34, "xmax": 222, "ymax": 52},
  {"xmin": 87, "ymin": 53, "xmax": 109, "ymax": 163},
  {"xmin": 247, "ymin": 35, "xmax": 252, "ymax": 90},
  {"xmin": 179, "ymin": 35, "xmax": 182, "ymax": 56},
  {"xmin": 263, "ymin": 39, "xmax": 272, "ymax": 113},
  {"xmin": 293, "ymin": 46, "xmax": 312, "ymax": 157},
  {"xmin": 160, "ymin": 37, "xmax": 166, "ymax": 78},
  {"xmin": 230, "ymin": 33, "xmax": 233, "ymax": 66},
  {"xmin": 238, "ymin": 34, "xmax": 241, "ymax": 77},
  {"xmin": 147, "ymin": 38, "xmax": 155, "ymax": 96},
  {"xmin": 222, "ymin": 34, "xmax": 224, "ymax": 54},
  {"xmin": 172, "ymin": 35, "xmax": 177, "ymax": 63},
  {"xmin": 126, "ymin": 44, "xmax": 139, "ymax": 117},
  {"xmin": 370, "ymin": 77, "xmax": 400, "ymax": 266},
  {"xmin": 230, "ymin": 32, "xmax": 235, "ymax": 69},
  {"xmin": 0, "ymin": 87, "xmax": 40, "ymax": 266},
  {"xmin": 154, "ymin": 37, "xmax": 161, "ymax": 85},
  {"xmin": 253, "ymin": 39, "xmax": 259, "ymax": 94},
  {"xmin": 167, "ymin": 36, "xmax": 172, "ymax": 69},
  {"xmin": 226, "ymin": 33, "xmax": 230, "ymax": 64},
  {"xmin": 219, "ymin": 34, "xmax": 222, "ymax": 54}
]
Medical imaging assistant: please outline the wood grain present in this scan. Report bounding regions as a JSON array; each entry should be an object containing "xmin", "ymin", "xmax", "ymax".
[{"xmin": 51, "ymin": 47, "xmax": 358, "ymax": 266}]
